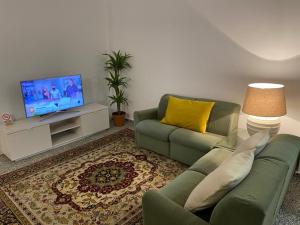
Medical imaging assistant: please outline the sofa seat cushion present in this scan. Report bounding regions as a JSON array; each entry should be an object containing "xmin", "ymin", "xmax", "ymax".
[
  {"xmin": 170, "ymin": 128, "xmax": 224, "ymax": 153},
  {"xmin": 189, "ymin": 147, "xmax": 233, "ymax": 175},
  {"xmin": 160, "ymin": 170, "xmax": 206, "ymax": 206},
  {"xmin": 136, "ymin": 119, "xmax": 177, "ymax": 141}
]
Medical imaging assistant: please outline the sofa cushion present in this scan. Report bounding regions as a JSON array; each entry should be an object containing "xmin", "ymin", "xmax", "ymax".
[
  {"xmin": 160, "ymin": 170, "xmax": 206, "ymax": 206},
  {"xmin": 161, "ymin": 96, "xmax": 215, "ymax": 133},
  {"xmin": 234, "ymin": 130, "xmax": 270, "ymax": 156},
  {"xmin": 189, "ymin": 147, "xmax": 233, "ymax": 175},
  {"xmin": 136, "ymin": 119, "xmax": 177, "ymax": 141},
  {"xmin": 170, "ymin": 128, "xmax": 224, "ymax": 153},
  {"xmin": 257, "ymin": 134, "xmax": 300, "ymax": 166},
  {"xmin": 158, "ymin": 94, "xmax": 241, "ymax": 136}
]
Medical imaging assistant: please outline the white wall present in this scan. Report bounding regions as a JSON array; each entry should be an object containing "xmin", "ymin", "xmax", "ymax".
[
  {"xmin": 0, "ymin": 0, "xmax": 108, "ymax": 120},
  {"xmin": 1, "ymin": 0, "xmax": 300, "ymax": 141},
  {"xmin": 108, "ymin": 0, "xmax": 300, "ymax": 136},
  {"xmin": 0, "ymin": 0, "xmax": 110, "ymax": 154}
]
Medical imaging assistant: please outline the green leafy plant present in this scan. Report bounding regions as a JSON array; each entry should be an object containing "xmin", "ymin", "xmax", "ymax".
[{"xmin": 104, "ymin": 50, "xmax": 132, "ymax": 114}]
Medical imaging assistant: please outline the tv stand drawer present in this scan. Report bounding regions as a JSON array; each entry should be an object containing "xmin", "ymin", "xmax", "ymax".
[
  {"xmin": 80, "ymin": 109, "xmax": 110, "ymax": 136},
  {"xmin": 4, "ymin": 125, "xmax": 52, "ymax": 160}
]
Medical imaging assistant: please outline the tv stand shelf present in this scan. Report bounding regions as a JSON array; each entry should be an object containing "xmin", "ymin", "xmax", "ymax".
[
  {"xmin": 52, "ymin": 129, "xmax": 81, "ymax": 147},
  {"xmin": 0, "ymin": 103, "xmax": 109, "ymax": 161},
  {"xmin": 50, "ymin": 118, "xmax": 80, "ymax": 135}
]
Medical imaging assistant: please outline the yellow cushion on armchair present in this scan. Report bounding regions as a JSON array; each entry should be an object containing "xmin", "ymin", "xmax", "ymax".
[{"xmin": 160, "ymin": 96, "xmax": 215, "ymax": 133}]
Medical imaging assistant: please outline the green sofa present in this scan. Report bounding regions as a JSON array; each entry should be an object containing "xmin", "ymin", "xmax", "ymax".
[
  {"xmin": 142, "ymin": 134, "xmax": 300, "ymax": 225},
  {"xmin": 134, "ymin": 94, "xmax": 300, "ymax": 225},
  {"xmin": 134, "ymin": 94, "xmax": 241, "ymax": 165}
]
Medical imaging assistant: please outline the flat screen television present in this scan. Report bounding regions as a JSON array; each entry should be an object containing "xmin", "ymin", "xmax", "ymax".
[{"xmin": 20, "ymin": 74, "xmax": 84, "ymax": 118}]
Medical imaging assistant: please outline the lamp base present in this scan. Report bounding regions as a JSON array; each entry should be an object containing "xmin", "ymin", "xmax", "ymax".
[{"xmin": 247, "ymin": 116, "xmax": 280, "ymax": 137}]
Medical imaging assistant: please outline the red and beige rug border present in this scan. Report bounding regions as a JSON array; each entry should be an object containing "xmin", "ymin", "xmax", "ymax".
[{"xmin": 0, "ymin": 189, "xmax": 31, "ymax": 224}]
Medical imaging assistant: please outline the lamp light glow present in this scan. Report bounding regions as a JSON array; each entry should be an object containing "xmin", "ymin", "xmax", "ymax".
[{"xmin": 248, "ymin": 83, "xmax": 284, "ymax": 89}]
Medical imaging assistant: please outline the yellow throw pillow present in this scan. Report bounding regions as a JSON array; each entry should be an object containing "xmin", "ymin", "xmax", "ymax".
[{"xmin": 160, "ymin": 96, "xmax": 215, "ymax": 133}]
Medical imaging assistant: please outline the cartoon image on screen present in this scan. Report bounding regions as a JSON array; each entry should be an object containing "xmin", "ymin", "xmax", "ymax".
[{"xmin": 21, "ymin": 75, "xmax": 84, "ymax": 118}]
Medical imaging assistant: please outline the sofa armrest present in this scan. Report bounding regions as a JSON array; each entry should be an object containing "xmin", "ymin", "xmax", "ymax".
[
  {"xmin": 134, "ymin": 108, "xmax": 158, "ymax": 127},
  {"xmin": 217, "ymin": 102, "xmax": 240, "ymax": 149},
  {"xmin": 216, "ymin": 128, "xmax": 238, "ymax": 150},
  {"xmin": 143, "ymin": 190, "xmax": 209, "ymax": 225},
  {"xmin": 189, "ymin": 147, "xmax": 233, "ymax": 175}
]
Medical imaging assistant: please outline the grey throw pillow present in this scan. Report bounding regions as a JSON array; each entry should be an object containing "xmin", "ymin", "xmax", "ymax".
[
  {"xmin": 184, "ymin": 150, "xmax": 254, "ymax": 212},
  {"xmin": 234, "ymin": 129, "xmax": 271, "ymax": 156}
]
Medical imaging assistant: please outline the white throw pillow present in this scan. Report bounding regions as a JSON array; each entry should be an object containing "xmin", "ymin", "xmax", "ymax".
[
  {"xmin": 184, "ymin": 150, "xmax": 254, "ymax": 212},
  {"xmin": 234, "ymin": 129, "xmax": 270, "ymax": 156}
]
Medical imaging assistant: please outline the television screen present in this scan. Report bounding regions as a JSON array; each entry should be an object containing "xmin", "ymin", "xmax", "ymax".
[{"xmin": 20, "ymin": 75, "xmax": 84, "ymax": 118}]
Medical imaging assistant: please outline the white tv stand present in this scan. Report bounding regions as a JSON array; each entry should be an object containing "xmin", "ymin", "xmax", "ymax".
[{"xmin": 0, "ymin": 103, "xmax": 109, "ymax": 161}]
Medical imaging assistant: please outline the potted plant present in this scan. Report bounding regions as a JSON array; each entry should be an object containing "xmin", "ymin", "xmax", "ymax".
[{"xmin": 104, "ymin": 50, "xmax": 132, "ymax": 126}]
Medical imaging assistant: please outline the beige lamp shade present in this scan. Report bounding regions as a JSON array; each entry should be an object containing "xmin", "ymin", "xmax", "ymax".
[{"xmin": 242, "ymin": 83, "xmax": 286, "ymax": 117}]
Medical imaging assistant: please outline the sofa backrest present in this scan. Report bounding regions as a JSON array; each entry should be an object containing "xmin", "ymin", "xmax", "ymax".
[
  {"xmin": 158, "ymin": 94, "xmax": 241, "ymax": 136},
  {"xmin": 210, "ymin": 134, "xmax": 300, "ymax": 225},
  {"xmin": 210, "ymin": 157, "xmax": 288, "ymax": 225}
]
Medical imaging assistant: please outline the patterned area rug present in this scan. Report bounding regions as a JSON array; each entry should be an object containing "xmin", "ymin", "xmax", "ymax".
[
  {"xmin": 0, "ymin": 129, "xmax": 186, "ymax": 225},
  {"xmin": 0, "ymin": 128, "xmax": 299, "ymax": 225}
]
